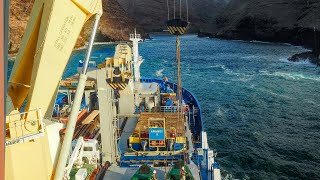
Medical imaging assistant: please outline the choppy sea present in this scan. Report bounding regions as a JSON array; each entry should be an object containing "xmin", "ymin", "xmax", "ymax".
[{"xmin": 8, "ymin": 34, "xmax": 320, "ymax": 179}]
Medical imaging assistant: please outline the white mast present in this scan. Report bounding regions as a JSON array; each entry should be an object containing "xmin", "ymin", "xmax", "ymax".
[{"xmin": 130, "ymin": 29, "xmax": 143, "ymax": 82}]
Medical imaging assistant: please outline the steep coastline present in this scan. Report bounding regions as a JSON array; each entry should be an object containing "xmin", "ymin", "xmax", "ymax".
[
  {"xmin": 9, "ymin": 0, "xmax": 147, "ymax": 57},
  {"xmin": 116, "ymin": 0, "xmax": 228, "ymax": 33},
  {"xmin": 198, "ymin": 0, "xmax": 320, "ymax": 65}
]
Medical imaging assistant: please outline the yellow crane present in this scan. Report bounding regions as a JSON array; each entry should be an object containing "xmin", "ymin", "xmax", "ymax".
[{"xmin": 5, "ymin": 0, "xmax": 102, "ymax": 179}]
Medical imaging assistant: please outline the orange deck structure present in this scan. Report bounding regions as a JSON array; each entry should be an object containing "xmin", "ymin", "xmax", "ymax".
[
  {"xmin": 60, "ymin": 75, "xmax": 96, "ymax": 90},
  {"xmin": 59, "ymin": 110, "xmax": 100, "ymax": 140}
]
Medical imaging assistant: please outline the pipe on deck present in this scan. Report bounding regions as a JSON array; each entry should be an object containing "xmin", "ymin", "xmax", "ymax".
[{"xmin": 54, "ymin": 14, "xmax": 101, "ymax": 180}]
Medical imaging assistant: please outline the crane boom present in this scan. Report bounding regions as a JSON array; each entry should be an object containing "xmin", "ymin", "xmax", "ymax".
[
  {"xmin": 5, "ymin": 0, "xmax": 102, "ymax": 180},
  {"xmin": 7, "ymin": 0, "xmax": 102, "ymax": 117}
]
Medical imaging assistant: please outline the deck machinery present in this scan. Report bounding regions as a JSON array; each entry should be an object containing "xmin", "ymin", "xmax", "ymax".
[
  {"xmin": 94, "ymin": 33, "xmax": 189, "ymax": 167},
  {"xmin": 4, "ymin": 0, "xmax": 222, "ymax": 178},
  {"xmin": 99, "ymin": 32, "xmax": 221, "ymax": 180},
  {"xmin": 49, "ymin": 31, "xmax": 221, "ymax": 179},
  {"xmin": 124, "ymin": 96, "xmax": 188, "ymax": 166}
]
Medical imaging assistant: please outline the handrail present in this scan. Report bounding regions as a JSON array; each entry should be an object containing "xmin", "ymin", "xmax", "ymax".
[
  {"xmin": 144, "ymin": 105, "xmax": 189, "ymax": 113},
  {"xmin": 130, "ymin": 34, "xmax": 141, "ymax": 39}
]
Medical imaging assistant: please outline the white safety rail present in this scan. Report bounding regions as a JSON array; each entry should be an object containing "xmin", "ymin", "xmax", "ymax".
[
  {"xmin": 5, "ymin": 109, "xmax": 45, "ymax": 146},
  {"xmin": 129, "ymin": 33, "xmax": 141, "ymax": 39},
  {"xmin": 130, "ymin": 29, "xmax": 143, "ymax": 82}
]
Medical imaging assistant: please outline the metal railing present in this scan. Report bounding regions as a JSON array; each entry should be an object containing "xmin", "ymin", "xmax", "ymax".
[
  {"xmin": 130, "ymin": 34, "xmax": 141, "ymax": 39},
  {"xmin": 144, "ymin": 105, "xmax": 189, "ymax": 113},
  {"xmin": 54, "ymin": 104, "xmax": 61, "ymax": 117},
  {"xmin": 6, "ymin": 109, "xmax": 44, "ymax": 146},
  {"xmin": 54, "ymin": 104, "xmax": 71, "ymax": 118}
]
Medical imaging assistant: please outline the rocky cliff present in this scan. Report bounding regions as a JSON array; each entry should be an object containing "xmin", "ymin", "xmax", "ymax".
[
  {"xmin": 206, "ymin": 0, "xmax": 320, "ymax": 54},
  {"xmin": 116, "ymin": 0, "xmax": 228, "ymax": 32},
  {"xmin": 9, "ymin": 0, "xmax": 146, "ymax": 56}
]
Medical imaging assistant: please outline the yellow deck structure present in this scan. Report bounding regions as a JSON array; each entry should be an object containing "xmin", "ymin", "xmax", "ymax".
[
  {"xmin": 132, "ymin": 112, "xmax": 185, "ymax": 138},
  {"xmin": 105, "ymin": 44, "xmax": 133, "ymax": 90},
  {"xmin": 60, "ymin": 74, "xmax": 96, "ymax": 90},
  {"xmin": 5, "ymin": 0, "xmax": 102, "ymax": 179}
]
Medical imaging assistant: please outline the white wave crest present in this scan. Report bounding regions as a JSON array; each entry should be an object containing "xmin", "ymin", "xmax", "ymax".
[
  {"xmin": 209, "ymin": 64, "xmax": 227, "ymax": 70},
  {"xmin": 155, "ymin": 68, "xmax": 164, "ymax": 77},
  {"xmin": 210, "ymin": 79, "xmax": 230, "ymax": 84},
  {"xmin": 210, "ymin": 64, "xmax": 254, "ymax": 82},
  {"xmin": 254, "ymin": 87, "xmax": 294, "ymax": 100},
  {"xmin": 215, "ymin": 107, "xmax": 225, "ymax": 117},
  {"xmin": 279, "ymin": 58, "xmax": 315, "ymax": 66},
  {"xmin": 260, "ymin": 71, "xmax": 320, "ymax": 82}
]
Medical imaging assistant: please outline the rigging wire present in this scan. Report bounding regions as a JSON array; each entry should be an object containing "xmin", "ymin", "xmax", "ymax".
[
  {"xmin": 167, "ymin": 0, "xmax": 189, "ymax": 21},
  {"xmin": 167, "ymin": 0, "xmax": 170, "ymax": 20},
  {"xmin": 180, "ymin": 0, "xmax": 182, "ymax": 19},
  {"xmin": 186, "ymin": 0, "xmax": 189, "ymax": 22},
  {"xmin": 174, "ymin": 0, "xmax": 176, "ymax": 19}
]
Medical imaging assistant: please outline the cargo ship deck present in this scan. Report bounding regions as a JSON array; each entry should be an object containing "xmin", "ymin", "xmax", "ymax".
[{"xmin": 52, "ymin": 38, "xmax": 221, "ymax": 179}]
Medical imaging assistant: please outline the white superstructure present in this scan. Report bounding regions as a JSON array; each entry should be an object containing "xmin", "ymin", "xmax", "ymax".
[{"xmin": 130, "ymin": 29, "xmax": 143, "ymax": 82}]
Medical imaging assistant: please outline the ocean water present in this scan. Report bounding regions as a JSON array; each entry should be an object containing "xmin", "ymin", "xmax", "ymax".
[
  {"xmin": 140, "ymin": 35, "xmax": 320, "ymax": 180},
  {"xmin": 8, "ymin": 34, "xmax": 320, "ymax": 179}
]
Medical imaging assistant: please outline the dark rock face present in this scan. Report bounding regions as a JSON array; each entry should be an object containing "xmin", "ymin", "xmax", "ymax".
[
  {"xmin": 9, "ymin": 0, "xmax": 146, "ymax": 56},
  {"xmin": 288, "ymin": 51, "xmax": 320, "ymax": 65},
  {"xmin": 116, "ymin": 0, "xmax": 228, "ymax": 33},
  {"xmin": 78, "ymin": 0, "xmax": 149, "ymax": 46},
  {"xmin": 214, "ymin": 16, "xmax": 320, "ymax": 49},
  {"xmin": 202, "ymin": 1, "xmax": 320, "ymax": 48},
  {"xmin": 200, "ymin": 0, "xmax": 320, "ymax": 64}
]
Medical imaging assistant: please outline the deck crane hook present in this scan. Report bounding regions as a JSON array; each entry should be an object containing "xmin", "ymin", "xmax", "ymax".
[
  {"xmin": 166, "ymin": 0, "xmax": 190, "ymax": 106},
  {"xmin": 166, "ymin": 2, "xmax": 190, "ymax": 160},
  {"xmin": 166, "ymin": 0, "xmax": 190, "ymax": 36}
]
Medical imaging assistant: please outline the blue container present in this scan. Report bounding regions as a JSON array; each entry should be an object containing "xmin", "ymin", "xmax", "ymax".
[{"xmin": 149, "ymin": 128, "xmax": 165, "ymax": 140}]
